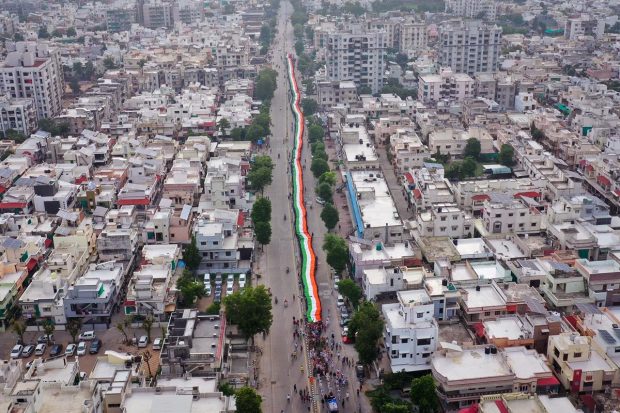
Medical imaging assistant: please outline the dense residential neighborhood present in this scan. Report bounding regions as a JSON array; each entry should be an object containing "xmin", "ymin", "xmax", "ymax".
[{"xmin": 0, "ymin": 0, "xmax": 620, "ymax": 412}]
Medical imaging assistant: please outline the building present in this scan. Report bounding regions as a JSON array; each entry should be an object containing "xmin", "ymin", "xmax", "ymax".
[
  {"xmin": 418, "ymin": 68, "xmax": 475, "ymax": 104},
  {"xmin": 445, "ymin": 0, "xmax": 497, "ymax": 21},
  {"xmin": 0, "ymin": 94, "xmax": 37, "ymax": 135},
  {"xmin": 325, "ymin": 25, "xmax": 386, "ymax": 94},
  {"xmin": 0, "ymin": 42, "xmax": 64, "ymax": 120},
  {"xmin": 438, "ymin": 21, "xmax": 502, "ymax": 75},
  {"xmin": 362, "ymin": 267, "xmax": 405, "ymax": 300},
  {"xmin": 106, "ymin": 8, "xmax": 136, "ymax": 32},
  {"xmin": 382, "ymin": 289, "xmax": 439, "ymax": 372},
  {"xmin": 399, "ymin": 19, "xmax": 427, "ymax": 56}
]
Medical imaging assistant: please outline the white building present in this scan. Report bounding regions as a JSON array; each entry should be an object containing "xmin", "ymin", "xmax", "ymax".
[
  {"xmin": 438, "ymin": 21, "xmax": 502, "ymax": 75},
  {"xmin": 325, "ymin": 25, "xmax": 386, "ymax": 94},
  {"xmin": 389, "ymin": 128, "xmax": 429, "ymax": 173},
  {"xmin": 445, "ymin": 0, "xmax": 497, "ymax": 21},
  {"xmin": 363, "ymin": 267, "xmax": 405, "ymax": 300},
  {"xmin": 383, "ymin": 289, "xmax": 439, "ymax": 372},
  {"xmin": 515, "ymin": 92, "xmax": 536, "ymax": 113},
  {"xmin": 399, "ymin": 19, "xmax": 427, "ymax": 57},
  {"xmin": 0, "ymin": 95, "xmax": 37, "ymax": 135},
  {"xmin": 0, "ymin": 42, "xmax": 64, "ymax": 120},
  {"xmin": 482, "ymin": 194, "xmax": 543, "ymax": 235},
  {"xmin": 418, "ymin": 68, "xmax": 474, "ymax": 104}
]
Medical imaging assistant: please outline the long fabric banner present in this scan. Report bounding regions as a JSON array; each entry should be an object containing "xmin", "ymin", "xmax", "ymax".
[{"xmin": 287, "ymin": 54, "xmax": 321, "ymax": 322}]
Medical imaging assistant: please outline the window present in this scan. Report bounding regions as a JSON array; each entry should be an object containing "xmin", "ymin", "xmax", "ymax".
[
  {"xmin": 417, "ymin": 312, "xmax": 423, "ymax": 318},
  {"xmin": 201, "ymin": 242, "xmax": 206, "ymax": 245},
  {"xmin": 225, "ymin": 251, "xmax": 231, "ymax": 256},
  {"xmin": 563, "ymin": 354, "xmax": 568, "ymax": 361},
  {"xmin": 417, "ymin": 338, "xmax": 431, "ymax": 346},
  {"xmin": 574, "ymin": 352, "xmax": 582, "ymax": 358},
  {"xmin": 484, "ymin": 311, "xmax": 491, "ymax": 316},
  {"xmin": 401, "ymin": 338, "xmax": 409, "ymax": 344},
  {"xmin": 422, "ymin": 353, "xmax": 431, "ymax": 358},
  {"xmin": 213, "ymin": 241, "xmax": 219, "ymax": 245}
]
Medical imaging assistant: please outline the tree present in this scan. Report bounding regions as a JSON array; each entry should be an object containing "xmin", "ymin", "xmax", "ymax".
[
  {"xmin": 319, "ymin": 171, "xmax": 337, "ymax": 186},
  {"xmin": 70, "ymin": 78, "xmax": 80, "ymax": 95},
  {"xmin": 66, "ymin": 318, "xmax": 82, "ymax": 343},
  {"xmin": 321, "ymin": 203, "xmax": 339, "ymax": 231},
  {"xmin": 530, "ymin": 121, "xmax": 545, "ymax": 141},
  {"xmin": 142, "ymin": 315, "xmax": 154, "ymax": 343},
  {"xmin": 84, "ymin": 61, "xmax": 95, "ymax": 79},
  {"xmin": 464, "ymin": 138, "xmax": 481, "ymax": 160},
  {"xmin": 308, "ymin": 124, "xmax": 325, "ymax": 143},
  {"xmin": 301, "ymin": 98, "xmax": 318, "ymax": 116},
  {"xmin": 499, "ymin": 144, "xmax": 515, "ymax": 167},
  {"xmin": 311, "ymin": 158, "xmax": 329, "ymax": 178},
  {"xmin": 218, "ymin": 118, "xmax": 230, "ymax": 136},
  {"xmin": 322, "ymin": 234, "xmax": 348, "ymax": 274},
  {"xmin": 72, "ymin": 61, "xmax": 84, "ymax": 78},
  {"xmin": 248, "ymin": 166, "xmax": 272, "ymax": 193},
  {"xmin": 382, "ymin": 403, "xmax": 410, "ymax": 413},
  {"xmin": 255, "ymin": 221, "xmax": 272, "ymax": 247},
  {"xmin": 444, "ymin": 162, "xmax": 462, "ymax": 180},
  {"xmin": 254, "ymin": 69, "xmax": 278, "ymax": 102},
  {"xmin": 116, "ymin": 322, "xmax": 129, "ymax": 344},
  {"xmin": 395, "ymin": 53, "xmax": 409, "ymax": 69},
  {"xmin": 316, "ymin": 182, "xmax": 333, "ymax": 204},
  {"xmin": 38, "ymin": 26, "xmax": 49, "ymax": 38},
  {"xmin": 176, "ymin": 272, "xmax": 206, "ymax": 307},
  {"xmin": 349, "ymin": 302, "xmax": 384, "ymax": 365},
  {"xmin": 461, "ymin": 157, "xmax": 478, "ymax": 177},
  {"xmin": 230, "ymin": 127, "xmax": 246, "ymax": 141},
  {"xmin": 183, "ymin": 236, "xmax": 201, "ymax": 271},
  {"xmin": 246, "ymin": 124, "xmax": 266, "ymax": 143},
  {"xmin": 410, "ymin": 375, "xmax": 439, "ymax": 413},
  {"xmin": 251, "ymin": 197, "xmax": 272, "ymax": 224},
  {"xmin": 103, "ymin": 56, "xmax": 117, "ymax": 70},
  {"xmin": 224, "ymin": 285, "xmax": 273, "ymax": 342},
  {"xmin": 11, "ymin": 319, "xmax": 26, "ymax": 344},
  {"xmin": 51, "ymin": 29, "xmax": 63, "ymax": 38},
  {"xmin": 358, "ymin": 85, "xmax": 372, "ymax": 95},
  {"xmin": 67, "ymin": 27, "xmax": 77, "ymax": 37},
  {"xmin": 254, "ymin": 155, "xmax": 274, "ymax": 170},
  {"xmin": 337, "ymin": 278, "xmax": 362, "ymax": 308},
  {"xmin": 42, "ymin": 319, "xmax": 55, "ymax": 340},
  {"xmin": 235, "ymin": 387, "xmax": 263, "ymax": 413}
]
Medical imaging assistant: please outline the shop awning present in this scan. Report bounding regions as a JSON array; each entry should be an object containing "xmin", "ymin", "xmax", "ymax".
[{"xmin": 537, "ymin": 376, "xmax": 560, "ymax": 387}]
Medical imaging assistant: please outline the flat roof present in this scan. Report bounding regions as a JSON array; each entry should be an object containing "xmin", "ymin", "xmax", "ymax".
[
  {"xmin": 350, "ymin": 170, "xmax": 401, "ymax": 228},
  {"xmin": 486, "ymin": 238, "xmax": 528, "ymax": 260},
  {"xmin": 568, "ymin": 349, "xmax": 616, "ymax": 372},
  {"xmin": 38, "ymin": 384, "xmax": 94, "ymax": 413},
  {"xmin": 462, "ymin": 285, "xmax": 506, "ymax": 309},
  {"xmin": 432, "ymin": 347, "xmax": 513, "ymax": 381},
  {"xmin": 503, "ymin": 347, "xmax": 551, "ymax": 379},
  {"xmin": 454, "ymin": 238, "xmax": 491, "ymax": 258},
  {"xmin": 484, "ymin": 318, "xmax": 526, "ymax": 340}
]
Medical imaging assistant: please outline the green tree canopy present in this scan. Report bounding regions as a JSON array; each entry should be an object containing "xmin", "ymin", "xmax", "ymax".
[
  {"xmin": 230, "ymin": 127, "xmax": 246, "ymax": 141},
  {"xmin": 234, "ymin": 387, "xmax": 263, "ymax": 413},
  {"xmin": 248, "ymin": 166, "xmax": 273, "ymax": 193},
  {"xmin": 464, "ymin": 138, "xmax": 481, "ymax": 160},
  {"xmin": 224, "ymin": 285, "xmax": 273, "ymax": 341},
  {"xmin": 66, "ymin": 318, "xmax": 82, "ymax": 343},
  {"xmin": 254, "ymin": 155, "xmax": 274, "ymax": 170},
  {"xmin": 349, "ymin": 302, "xmax": 384, "ymax": 365},
  {"xmin": 251, "ymin": 197, "xmax": 272, "ymax": 224},
  {"xmin": 316, "ymin": 182, "xmax": 333, "ymax": 204},
  {"xmin": 308, "ymin": 124, "xmax": 325, "ymax": 143},
  {"xmin": 382, "ymin": 403, "xmax": 411, "ymax": 413},
  {"xmin": 103, "ymin": 56, "xmax": 117, "ymax": 70},
  {"xmin": 337, "ymin": 278, "xmax": 361, "ymax": 308},
  {"xmin": 183, "ymin": 236, "xmax": 201, "ymax": 270},
  {"xmin": 461, "ymin": 157, "xmax": 477, "ymax": 177},
  {"xmin": 322, "ymin": 234, "xmax": 348, "ymax": 274},
  {"xmin": 176, "ymin": 270, "xmax": 205, "ymax": 307},
  {"xmin": 67, "ymin": 27, "xmax": 77, "ymax": 37},
  {"xmin": 255, "ymin": 221, "xmax": 272, "ymax": 246},
  {"xmin": 311, "ymin": 158, "xmax": 329, "ymax": 178},
  {"xmin": 320, "ymin": 203, "xmax": 339, "ymax": 231},
  {"xmin": 301, "ymin": 98, "xmax": 318, "ymax": 116},
  {"xmin": 246, "ymin": 124, "xmax": 266, "ymax": 143},
  {"xmin": 311, "ymin": 141, "xmax": 325, "ymax": 156},
  {"xmin": 410, "ymin": 375, "xmax": 439, "ymax": 413},
  {"xmin": 254, "ymin": 68, "xmax": 278, "ymax": 102},
  {"xmin": 319, "ymin": 171, "xmax": 337, "ymax": 186},
  {"xmin": 499, "ymin": 144, "xmax": 515, "ymax": 166}
]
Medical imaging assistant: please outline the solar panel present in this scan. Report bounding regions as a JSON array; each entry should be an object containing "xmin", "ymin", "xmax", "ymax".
[
  {"xmin": 180, "ymin": 205, "xmax": 192, "ymax": 221},
  {"xmin": 524, "ymin": 296, "xmax": 547, "ymax": 314},
  {"xmin": 576, "ymin": 303, "xmax": 603, "ymax": 315},
  {"xmin": 598, "ymin": 329, "xmax": 617, "ymax": 344}
]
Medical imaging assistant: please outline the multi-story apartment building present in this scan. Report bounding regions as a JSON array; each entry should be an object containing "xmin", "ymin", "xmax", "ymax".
[
  {"xmin": 0, "ymin": 42, "xmax": 64, "ymax": 120},
  {"xmin": 438, "ymin": 21, "xmax": 501, "ymax": 75},
  {"xmin": 325, "ymin": 25, "xmax": 386, "ymax": 94},
  {"xmin": 0, "ymin": 94, "xmax": 37, "ymax": 135},
  {"xmin": 399, "ymin": 19, "xmax": 427, "ymax": 57},
  {"xmin": 445, "ymin": 0, "xmax": 497, "ymax": 21},
  {"xmin": 382, "ymin": 290, "xmax": 439, "ymax": 372},
  {"xmin": 106, "ymin": 8, "xmax": 136, "ymax": 32},
  {"xmin": 418, "ymin": 68, "xmax": 474, "ymax": 104}
]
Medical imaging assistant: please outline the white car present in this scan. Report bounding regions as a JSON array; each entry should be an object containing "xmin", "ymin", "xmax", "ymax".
[
  {"xmin": 226, "ymin": 284, "xmax": 234, "ymax": 294},
  {"xmin": 316, "ymin": 197, "xmax": 326, "ymax": 205},
  {"xmin": 334, "ymin": 276, "xmax": 341, "ymax": 290},
  {"xmin": 78, "ymin": 330, "xmax": 96, "ymax": 341},
  {"xmin": 227, "ymin": 274, "xmax": 234, "ymax": 283},
  {"xmin": 76, "ymin": 342, "xmax": 87, "ymax": 356},
  {"xmin": 337, "ymin": 294, "xmax": 345, "ymax": 307},
  {"xmin": 10, "ymin": 344, "xmax": 23, "ymax": 359},
  {"xmin": 239, "ymin": 276, "xmax": 246, "ymax": 288},
  {"xmin": 138, "ymin": 336, "xmax": 148, "ymax": 348},
  {"xmin": 153, "ymin": 338, "xmax": 162, "ymax": 351},
  {"xmin": 65, "ymin": 344, "xmax": 77, "ymax": 356},
  {"xmin": 35, "ymin": 343, "xmax": 46, "ymax": 356},
  {"xmin": 204, "ymin": 283, "xmax": 212, "ymax": 296}
]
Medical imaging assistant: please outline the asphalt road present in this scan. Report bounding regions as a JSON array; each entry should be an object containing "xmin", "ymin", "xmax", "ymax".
[{"xmin": 256, "ymin": 3, "xmax": 372, "ymax": 412}]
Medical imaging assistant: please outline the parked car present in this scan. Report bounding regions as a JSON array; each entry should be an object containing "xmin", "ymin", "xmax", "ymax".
[
  {"xmin": 337, "ymin": 294, "xmax": 345, "ymax": 307},
  {"xmin": 49, "ymin": 344, "xmax": 63, "ymax": 357},
  {"xmin": 35, "ymin": 343, "xmax": 46, "ymax": 356},
  {"xmin": 89, "ymin": 339, "xmax": 102, "ymax": 354},
  {"xmin": 204, "ymin": 283, "xmax": 212, "ymax": 296},
  {"xmin": 227, "ymin": 274, "xmax": 234, "ymax": 283},
  {"xmin": 77, "ymin": 342, "xmax": 87, "ymax": 356},
  {"xmin": 153, "ymin": 338, "xmax": 162, "ymax": 350},
  {"xmin": 356, "ymin": 363, "xmax": 364, "ymax": 380},
  {"xmin": 78, "ymin": 331, "xmax": 96, "ymax": 341},
  {"xmin": 138, "ymin": 336, "xmax": 148, "ymax": 348},
  {"xmin": 10, "ymin": 344, "xmax": 23, "ymax": 359},
  {"xmin": 22, "ymin": 345, "xmax": 35, "ymax": 358},
  {"xmin": 239, "ymin": 274, "xmax": 246, "ymax": 288},
  {"xmin": 340, "ymin": 308, "xmax": 349, "ymax": 319},
  {"xmin": 334, "ymin": 276, "xmax": 340, "ymax": 290},
  {"xmin": 37, "ymin": 334, "xmax": 54, "ymax": 344},
  {"xmin": 215, "ymin": 274, "xmax": 222, "ymax": 286},
  {"xmin": 203, "ymin": 273, "xmax": 211, "ymax": 283},
  {"xmin": 340, "ymin": 317, "xmax": 350, "ymax": 327},
  {"xmin": 226, "ymin": 284, "xmax": 234, "ymax": 294},
  {"xmin": 65, "ymin": 344, "xmax": 77, "ymax": 356},
  {"xmin": 341, "ymin": 326, "xmax": 349, "ymax": 337},
  {"xmin": 316, "ymin": 197, "xmax": 326, "ymax": 205},
  {"xmin": 214, "ymin": 291, "xmax": 222, "ymax": 303}
]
